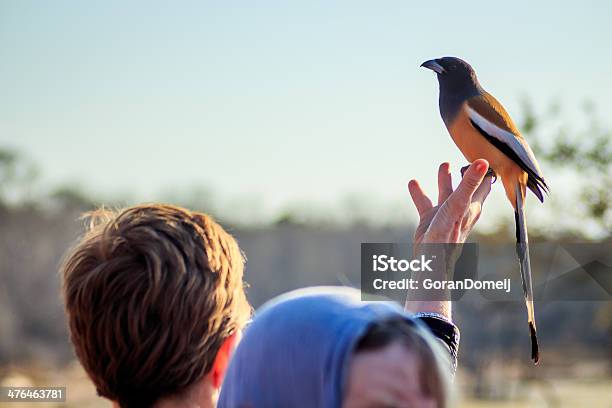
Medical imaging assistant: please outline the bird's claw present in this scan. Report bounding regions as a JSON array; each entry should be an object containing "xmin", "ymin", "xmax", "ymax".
[
  {"xmin": 460, "ymin": 164, "xmax": 497, "ymax": 184},
  {"xmin": 487, "ymin": 169, "xmax": 498, "ymax": 183}
]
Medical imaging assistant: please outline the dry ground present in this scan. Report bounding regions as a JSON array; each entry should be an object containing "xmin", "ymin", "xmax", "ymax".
[{"xmin": 1, "ymin": 362, "xmax": 611, "ymax": 408}]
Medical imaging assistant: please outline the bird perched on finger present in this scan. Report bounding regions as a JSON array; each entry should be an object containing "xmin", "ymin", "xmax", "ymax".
[{"xmin": 421, "ymin": 56, "xmax": 548, "ymax": 364}]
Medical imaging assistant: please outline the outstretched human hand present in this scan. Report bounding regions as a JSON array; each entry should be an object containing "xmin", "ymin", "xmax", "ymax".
[{"xmin": 408, "ymin": 159, "xmax": 492, "ymax": 245}]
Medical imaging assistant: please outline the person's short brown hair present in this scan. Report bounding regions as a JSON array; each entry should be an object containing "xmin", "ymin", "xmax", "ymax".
[{"xmin": 61, "ymin": 204, "xmax": 251, "ymax": 408}]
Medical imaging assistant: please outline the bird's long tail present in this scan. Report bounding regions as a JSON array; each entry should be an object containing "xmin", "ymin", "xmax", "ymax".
[{"xmin": 515, "ymin": 183, "xmax": 539, "ymax": 364}]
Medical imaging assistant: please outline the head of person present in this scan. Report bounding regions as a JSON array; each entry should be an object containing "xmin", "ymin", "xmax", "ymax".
[
  {"xmin": 60, "ymin": 204, "xmax": 251, "ymax": 408},
  {"xmin": 219, "ymin": 287, "xmax": 452, "ymax": 408}
]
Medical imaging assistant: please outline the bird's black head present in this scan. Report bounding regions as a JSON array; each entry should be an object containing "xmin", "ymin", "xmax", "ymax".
[{"xmin": 420, "ymin": 57, "xmax": 481, "ymax": 93}]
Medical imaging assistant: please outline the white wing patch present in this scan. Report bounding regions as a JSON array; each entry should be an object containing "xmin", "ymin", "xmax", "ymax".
[{"xmin": 467, "ymin": 105, "xmax": 544, "ymax": 179}]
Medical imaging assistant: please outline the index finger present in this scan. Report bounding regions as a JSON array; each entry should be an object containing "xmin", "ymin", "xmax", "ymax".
[
  {"xmin": 448, "ymin": 159, "xmax": 489, "ymax": 210},
  {"xmin": 473, "ymin": 172, "xmax": 493, "ymax": 205}
]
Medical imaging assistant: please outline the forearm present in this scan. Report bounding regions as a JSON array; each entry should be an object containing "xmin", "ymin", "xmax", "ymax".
[{"xmin": 404, "ymin": 244, "xmax": 455, "ymax": 320}]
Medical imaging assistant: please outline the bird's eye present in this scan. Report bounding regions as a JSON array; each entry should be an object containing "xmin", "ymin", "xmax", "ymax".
[{"xmin": 450, "ymin": 64, "xmax": 457, "ymax": 71}]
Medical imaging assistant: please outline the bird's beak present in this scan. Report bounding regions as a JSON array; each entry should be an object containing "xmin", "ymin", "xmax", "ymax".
[{"xmin": 420, "ymin": 59, "xmax": 446, "ymax": 74}]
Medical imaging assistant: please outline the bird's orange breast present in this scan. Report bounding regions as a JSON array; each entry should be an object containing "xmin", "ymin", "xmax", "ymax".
[{"xmin": 447, "ymin": 102, "xmax": 527, "ymax": 207}]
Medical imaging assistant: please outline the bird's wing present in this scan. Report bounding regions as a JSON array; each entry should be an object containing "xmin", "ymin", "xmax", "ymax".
[{"xmin": 466, "ymin": 94, "xmax": 547, "ymax": 191}]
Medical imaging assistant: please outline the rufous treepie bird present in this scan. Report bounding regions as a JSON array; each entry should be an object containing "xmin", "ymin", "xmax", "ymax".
[{"xmin": 421, "ymin": 56, "xmax": 548, "ymax": 364}]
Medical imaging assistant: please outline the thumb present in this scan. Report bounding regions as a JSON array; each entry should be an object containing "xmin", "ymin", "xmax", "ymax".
[{"xmin": 452, "ymin": 159, "xmax": 489, "ymax": 207}]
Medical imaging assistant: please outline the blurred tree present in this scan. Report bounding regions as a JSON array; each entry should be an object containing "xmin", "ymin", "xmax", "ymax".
[
  {"xmin": 274, "ymin": 211, "xmax": 302, "ymax": 226},
  {"xmin": 0, "ymin": 148, "xmax": 39, "ymax": 206},
  {"xmin": 520, "ymin": 100, "xmax": 612, "ymax": 233},
  {"xmin": 49, "ymin": 185, "xmax": 96, "ymax": 211},
  {"xmin": 158, "ymin": 185, "xmax": 217, "ymax": 214}
]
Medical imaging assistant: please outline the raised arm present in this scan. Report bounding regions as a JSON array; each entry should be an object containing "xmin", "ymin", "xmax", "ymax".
[{"xmin": 405, "ymin": 159, "xmax": 492, "ymax": 319}]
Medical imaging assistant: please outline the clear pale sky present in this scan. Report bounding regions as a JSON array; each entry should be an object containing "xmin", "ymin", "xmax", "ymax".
[{"xmin": 1, "ymin": 1, "xmax": 611, "ymax": 227}]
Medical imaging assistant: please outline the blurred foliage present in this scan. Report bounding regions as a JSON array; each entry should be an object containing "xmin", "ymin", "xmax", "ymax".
[
  {"xmin": 520, "ymin": 100, "xmax": 612, "ymax": 232},
  {"xmin": 48, "ymin": 186, "xmax": 96, "ymax": 211},
  {"xmin": 0, "ymin": 148, "xmax": 39, "ymax": 206}
]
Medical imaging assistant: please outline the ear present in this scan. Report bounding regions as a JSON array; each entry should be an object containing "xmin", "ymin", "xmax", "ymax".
[{"xmin": 211, "ymin": 332, "xmax": 240, "ymax": 389}]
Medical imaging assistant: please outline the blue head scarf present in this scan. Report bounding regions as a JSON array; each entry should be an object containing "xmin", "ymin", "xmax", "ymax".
[{"xmin": 218, "ymin": 286, "xmax": 421, "ymax": 408}]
